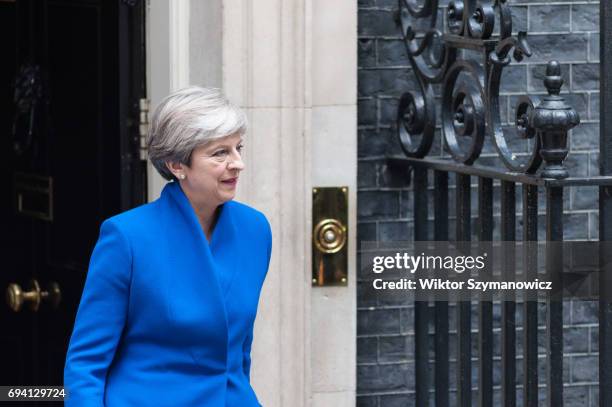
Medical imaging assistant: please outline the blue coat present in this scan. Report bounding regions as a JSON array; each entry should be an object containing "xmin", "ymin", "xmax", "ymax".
[{"xmin": 64, "ymin": 181, "xmax": 271, "ymax": 406}]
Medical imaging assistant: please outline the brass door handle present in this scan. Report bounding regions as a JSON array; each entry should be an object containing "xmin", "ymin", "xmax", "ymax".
[{"xmin": 6, "ymin": 279, "xmax": 61, "ymax": 312}]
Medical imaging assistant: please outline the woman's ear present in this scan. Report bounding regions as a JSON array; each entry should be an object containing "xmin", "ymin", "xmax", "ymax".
[{"xmin": 165, "ymin": 161, "xmax": 185, "ymax": 180}]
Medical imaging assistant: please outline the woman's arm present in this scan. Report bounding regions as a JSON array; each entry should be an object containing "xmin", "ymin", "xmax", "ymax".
[
  {"xmin": 242, "ymin": 213, "xmax": 273, "ymax": 381},
  {"xmin": 242, "ymin": 329, "xmax": 254, "ymax": 381},
  {"xmin": 64, "ymin": 219, "xmax": 132, "ymax": 406}
]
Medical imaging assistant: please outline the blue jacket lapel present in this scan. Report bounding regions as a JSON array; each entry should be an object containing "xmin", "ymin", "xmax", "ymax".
[{"xmin": 161, "ymin": 182, "xmax": 230, "ymax": 339}]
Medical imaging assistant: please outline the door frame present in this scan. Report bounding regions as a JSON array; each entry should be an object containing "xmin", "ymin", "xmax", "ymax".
[{"xmin": 145, "ymin": 0, "xmax": 190, "ymax": 201}]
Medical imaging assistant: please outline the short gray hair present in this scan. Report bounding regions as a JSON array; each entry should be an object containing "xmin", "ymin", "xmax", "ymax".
[{"xmin": 147, "ymin": 86, "xmax": 248, "ymax": 181}]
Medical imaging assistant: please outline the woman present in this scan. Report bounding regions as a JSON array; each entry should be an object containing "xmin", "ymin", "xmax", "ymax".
[{"xmin": 64, "ymin": 87, "xmax": 271, "ymax": 406}]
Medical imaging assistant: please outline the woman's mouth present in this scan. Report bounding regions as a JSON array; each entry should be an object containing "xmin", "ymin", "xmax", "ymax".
[{"xmin": 221, "ymin": 177, "xmax": 238, "ymax": 186}]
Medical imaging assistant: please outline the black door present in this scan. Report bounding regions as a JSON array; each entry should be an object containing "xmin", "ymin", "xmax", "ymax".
[{"xmin": 0, "ymin": 0, "xmax": 146, "ymax": 402}]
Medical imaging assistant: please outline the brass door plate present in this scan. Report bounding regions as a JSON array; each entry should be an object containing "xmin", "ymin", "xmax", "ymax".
[{"xmin": 312, "ymin": 187, "xmax": 348, "ymax": 286}]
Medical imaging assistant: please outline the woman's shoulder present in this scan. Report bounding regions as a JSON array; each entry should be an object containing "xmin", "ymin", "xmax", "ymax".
[
  {"xmin": 227, "ymin": 200, "xmax": 268, "ymax": 220},
  {"xmin": 101, "ymin": 200, "xmax": 161, "ymax": 233},
  {"xmin": 226, "ymin": 200, "xmax": 270, "ymax": 231}
]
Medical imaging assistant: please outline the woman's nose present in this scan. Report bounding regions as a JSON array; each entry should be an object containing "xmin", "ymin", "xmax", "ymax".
[{"xmin": 227, "ymin": 153, "xmax": 245, "ymax": 171}]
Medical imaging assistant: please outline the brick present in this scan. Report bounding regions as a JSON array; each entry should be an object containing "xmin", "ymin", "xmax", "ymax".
[
  {"xmin": 572, "ymin": 355, "xmax": 599, "ymax": 382},
  {"xmin": 590, "ymin": 326, "xmax": 598, "ymax": 353},
  {"xmin": 358, "ymin": 308, "xmax": 401, "ymax": 335},
  {"xmin": 359, "ymin": 39, "xmax": 376, "ymax": 68},
  {"xmin": 377, "ymin": 282, "xmax": 414, "ymax": 306},
  {"xmin": 592, "ymin": 386, "xmax": 599, "ymax": 407},
  {"xmin": 379, "ymin": 97, "xmax": 400, "ymax": 126},
  {"xmin": 359, "ymin": 128, "xmax": 391, "ymax": 158},
  {"xmin": 490, "ymin": 359, "xmax": 502, "ymax": 388},
  {"xmin": 399, "ymin": 307, "xmax": 414, "ymax": 334},
  {"xmin": 359, "ymin": 9, "xmax": 400, "ymax": 37},
  {"xmin": 564, "ymin": 152, "xmax": 590, "ymax": 178},
  {"xmin": 358, "ymin": 337, "xmax": 379, "ymax": 363},
  {"xmin": 378, "ymin": 39, "xmax": 408, "ymax": 67},
  {"xmin": 589, "ymin": 32, "xmax": 600, "ymax": 62},
  {"xmin": 526, "ymin": 34, "xmax": 588, "ymax": 63},
  {"xmin": 358, "ymin": 0, "xmax": 376, "ymax": 8},
  {"xmin": 400, "ymin": 190, "xmax": 414, "ymax": 219},
  {"xmin": 500, "ymin": 64, "xmax": 528, "ymax": 93},
  {"xmin": 572, "ymin": 300, "xmax": 598, "ymax": 325},
  {"xmin": 589, "ymin": 212, "xmax": 599, "ymax": 240},
  {"xmin": 570, "ymin": 186, "xmax": 597, "ymax": 211},
  {"xmin": 378, "ymin": 335, "xmax": 413, "ymax": 363},
  {"xmin": 572, "ymin": 63, "xmax": 599, "ymax": 91},
  {"xmin": 564, "ymin": 212, "xmax": 590, "ymax": 240},
  {"xmin": 590, "ymin": 92, "xmax": 600, "ymax": 120},
  {"xmin": 376, "ymin": 0, "xmax": 397, "ymax": 9},
  {"xmin": 379, "ymin": 393, "xmax": 415, "ymax": 407},
  {"xmin": 358, "ymin": 221, "xmax": 378, "ymax": 243},
  {"xmin": 571, "ymin": 122, "xmax": 599, "ymax": 151},
  {"xmin": 588, "ymin": 152, "xmax": 599, "ymax": 177},
  {"xmin": 358, "ymin": 254, "xmax": 369, "ymax": 280},
  {"xmin": 565, "ymin": 385, "xmax": 590, "ymax": 405},
  {"xmin": 357, "ymin": 68, "xmax": 421, "ymax": 98},
  {"xmin": 510, "ymin": 6, "xmax": 528, "ymax": 34},
  {"xmin": 358, "ymin": 281, "xmax": 378, "ymax": 308},
  {"xmin": 379, "ymin": 69, "xmax": 419, "ymax": 96},
  {"xmin": 571, "ymin": 4, "xmax": 599, "ymax": 32},
  {"xmin": 357, "ymin": 362, "xmax": 414, "ymax": 392},
  {"xmin": 356, "ymin": 396, "xmax": 378, "ymax": 407},
  {"xmin": 358, "ymin": 190, "xmax": 400, "ymax": 220},
  {"xmin": 538, "ymin": 327, "xmax": 548, "ymax": 354},
  {"xmin": 359, "ymin": 70, "xmax": 383, "ymax": 98},
  {"xmin": 529, "ymin": 5, "xmax": 570, "ymax": 33},
  {"xmin": 379, "ymin": 221, "xmax": 412, "ymax": 242},
  {"xmin": 565, "ymin": 327, "xmax": 590, "ymax": 353},
  {"xmin": 563, "ymin": 92, "xmax": 589, "ymax": 121},
  {"xmin": 359, "ymin": 160, "xmax": 378, "ymax": 188},
  {"xmin": 359, "ymin": 98, "xmax": 378, "ymax": 126}
]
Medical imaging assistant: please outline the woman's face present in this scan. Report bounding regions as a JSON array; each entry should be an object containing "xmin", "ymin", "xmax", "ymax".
[{"xmin": 174, "ymin": 133, "xmax": 245, "ymax": 207}]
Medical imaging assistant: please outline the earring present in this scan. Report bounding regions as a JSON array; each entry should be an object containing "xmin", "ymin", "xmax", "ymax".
[{"xmin": 179, "ymin": 174, "xmax": 186, "ymax": 180}]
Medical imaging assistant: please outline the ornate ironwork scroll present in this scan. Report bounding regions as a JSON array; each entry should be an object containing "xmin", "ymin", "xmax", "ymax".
[{"xmin": 396, "ymin": 0, "xmax": 580, "ymax": 178}]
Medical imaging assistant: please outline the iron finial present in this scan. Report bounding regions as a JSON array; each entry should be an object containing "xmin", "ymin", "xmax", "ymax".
[
  {"xmin": 530, "ymin": 61, "xmax": 580, "ymax": 179},
  {"xmin": 544, "ymin": 60, "xmax": 563, "ymax": 96}
]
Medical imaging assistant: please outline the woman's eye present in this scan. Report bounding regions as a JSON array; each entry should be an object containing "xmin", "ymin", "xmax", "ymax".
[
  {"xmin": 213, "ymin": 150, "xmax": 228, "ymax": 157},
  {"xmin": 236, "ymin": 144, "xmax": 244, "ymax": 152}
]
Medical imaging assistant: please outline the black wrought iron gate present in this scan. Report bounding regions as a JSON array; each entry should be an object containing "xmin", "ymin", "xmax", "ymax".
[{"xmin": 390, "ymin": 0, "xmax": 612, "ymax": 406}]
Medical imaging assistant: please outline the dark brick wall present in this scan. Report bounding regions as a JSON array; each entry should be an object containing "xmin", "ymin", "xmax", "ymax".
[{"xmin": 357, "ymin": 0, "xmax": 601, "ymax": 405}]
